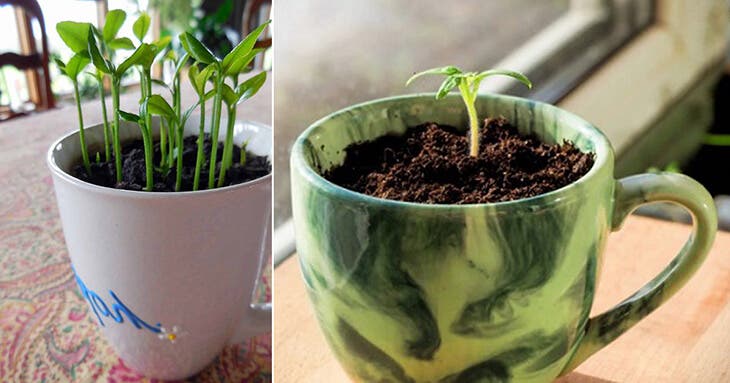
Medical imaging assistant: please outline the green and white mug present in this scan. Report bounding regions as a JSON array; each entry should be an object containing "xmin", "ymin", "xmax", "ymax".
[{"xmin": 290, "ymin": 94, "xmax": 717, "ymax": 383}]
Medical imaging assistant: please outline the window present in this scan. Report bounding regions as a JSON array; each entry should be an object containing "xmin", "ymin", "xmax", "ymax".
[
  {"xmin": 0, "ymin": 0, "xmax": 143, "ymax": 109},
  {"xmin": 273, "ymin": 0, "xmax": 656, "ymax": 263}
]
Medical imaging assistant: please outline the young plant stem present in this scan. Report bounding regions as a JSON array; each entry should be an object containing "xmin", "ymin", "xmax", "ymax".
[
  {"xmin": 73, "ymin": 80, "xmax": 91, "ymax": 173},
  {"xmin": 240, "ymin": 141, "xmax": 247, "ymax": 166},
  {"xmin": 174, "ymin": 74, "xmax": 181, "ymax": 124},
  {"xmin": 167, "ymin": 118, "xmax": 175, "ymax": 168},
  {"xmin": 173, "ymin": 74, "xmax": 182, "ymax": 188},
  {"xmin": 111, "ymin": 78, "xmax": 123, "ymax": 182},
  {"xmin": 143, "ymin": 68, "xmax": 152, "ymax": 100},
  {"xmin": 142, "ymin": 68, "xmax": 155, "ymax": 189},
  {"xmin": 142, "ymin": 114, "xmax": 154, "ymax": 191},
  {"xmin": 159, "ymin": 119, "xmax": 167, "ymax": 168},
  {"xmin": 175, "ymin": 118, "xmax": 183, "ymax": 191},
  {"xmin": 217, "ymin": 105, "xmax": 237, "ymax": 187},
  {"xmin": 207, "ymin": 70, "xmax": 225, "ymax": 189},
  {"xmin": 192, "ymin": 100, "xmax": 206, "ymax": 191},
  {"xmin": 97, "ymin": 77, "xmax": 111, "ymax": 161},
  {"xmin": 139, "ymin": 68, "xmax": 148, "ymax": 102},
  {"xmin": 458, "ymin": 80, "xmax": 480, "ymax": 157}
]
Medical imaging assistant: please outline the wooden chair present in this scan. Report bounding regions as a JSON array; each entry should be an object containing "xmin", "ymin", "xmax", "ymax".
[
  {"xmin": 242, "ymin": 0, "xmax": 271, "ymax": 69},
  {"xmin": 0, "ymin": 0, "xmax": 54, "ymax": 120}
]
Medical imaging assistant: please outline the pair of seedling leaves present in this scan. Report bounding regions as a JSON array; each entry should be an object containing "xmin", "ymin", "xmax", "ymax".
[{"xmin": 56, "ymin": 12, "xmax": 268, "ymax": 128}]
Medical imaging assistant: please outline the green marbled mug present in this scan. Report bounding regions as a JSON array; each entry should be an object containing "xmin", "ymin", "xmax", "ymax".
[{"xmin": 290, "ymin": 94, "xmax": 717, "ymax": 383}]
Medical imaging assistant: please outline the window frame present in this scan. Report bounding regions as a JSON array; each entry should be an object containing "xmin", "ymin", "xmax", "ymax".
[{"xmin": 480, "ymin": 0, "xmax": 655, "ymax": 102}]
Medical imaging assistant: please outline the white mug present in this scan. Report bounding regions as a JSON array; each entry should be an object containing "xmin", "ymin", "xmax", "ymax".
[{"xmin": 47, "ymin": 118, "xmax": 272, "ymax": 380}]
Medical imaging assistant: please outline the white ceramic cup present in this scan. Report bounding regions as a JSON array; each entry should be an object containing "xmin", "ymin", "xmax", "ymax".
[{"xmin": 47, "ymin": 118, "xmax": 272, "ymax": 380}]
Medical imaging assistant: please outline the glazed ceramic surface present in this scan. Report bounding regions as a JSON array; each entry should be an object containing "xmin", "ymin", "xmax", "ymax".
[
  {"xmin": 47, "ymin": 119, "xmax": 272, "ymax": 380},
  {"xmin": 290, "ymin": 94, "xmax": 717, "ymax": 383}
]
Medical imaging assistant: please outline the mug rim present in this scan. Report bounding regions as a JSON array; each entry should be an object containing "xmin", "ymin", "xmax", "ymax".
[
  {"xmin": 47, "ymin": 120, "xmax": 272, "ymax": 199},
  {"xmin": 291, "ymin": 93, "xmax": 614, "ymax": 210}
]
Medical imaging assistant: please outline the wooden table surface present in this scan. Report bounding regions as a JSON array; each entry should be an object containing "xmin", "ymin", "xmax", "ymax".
[
  {"xmin": 0, "ymin": 73, "xmax": 272, "ymax": 382},
  {"xmin": 274, "ymin": 215, "xmax": 730, "ymax": 383}
]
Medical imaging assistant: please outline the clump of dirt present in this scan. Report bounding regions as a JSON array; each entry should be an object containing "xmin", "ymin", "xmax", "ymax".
[
  {"xmin": 74, "ymin": 134, "xmax": 270, "ymax": 192},
  {"xmin": 325, "ymin": 118, "xmax": 594, "ymax": 204}
]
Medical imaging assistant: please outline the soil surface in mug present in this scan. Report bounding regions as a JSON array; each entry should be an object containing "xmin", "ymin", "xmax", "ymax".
[
  {"xmin": 325, "ymin": 118, "xmax": 594, "ymax": 204},
  {"xmin": 74, "ymin": 134, "xmax": 271, "ymax": 192}
]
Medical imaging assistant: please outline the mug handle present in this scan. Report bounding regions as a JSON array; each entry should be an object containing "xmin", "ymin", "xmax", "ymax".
[
  {"xmin": 228, "ymin": 212, "xmax": 273, "ymax": 344},
  {"xmin": 561, "ymin": 173, "xmax": 717, "ymax": 374}
]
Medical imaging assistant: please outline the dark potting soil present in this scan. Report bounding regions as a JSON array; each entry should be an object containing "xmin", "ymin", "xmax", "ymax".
[
  {"xmin": 325, "ymin": 118, "xmax": 595, "ymax": 204},
  {"xmin": 74, "ymin": 134, "xmax": 270, "ymax": 192}
]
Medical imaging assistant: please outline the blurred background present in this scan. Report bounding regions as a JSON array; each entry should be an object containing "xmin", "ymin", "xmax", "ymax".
[
  {"xmin": 0, "ymin": 0, "xmax": 271, "ymax": 118},
  {"xmin": 274, "ymin": 0, "xmax": 730, "ymax": 261}
]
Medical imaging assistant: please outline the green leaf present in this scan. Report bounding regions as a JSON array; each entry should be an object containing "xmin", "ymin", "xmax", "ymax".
[
  {"xmin": 705, "ymin": 134, "xmax": 730, "ymax": 146},
  {"xmin": 116, "ymin": 43, "xmax": 157, "ymax": 76},
  {"xmin": 405, "ymin": 66, "xmax": 462, "ymax": 87},
  {"xmin": 181, "ymin": 100, "xmax": 201, "ymax": 127},
  {"xmin": 435, "ymin": 76, "xmax": 460, "ymax": 99},
  {"xmin": 164, "ymin": 49, "xmax": 176, "ymax": 61},
  {"xmin": 53, "ymin": 58, "xmax": 66, "ymax": 72},
  {"xmin": 151, "ymin": 79, "xmax": 172, "ymax": 94},
  {"xmin": 235, "ymin": 71, "xmax": 266, "ymax": 103},
  {"xmin": 56, "ymin": 21, "xmax": 92, "ymax": 53},
  {"xmin": 144, "ymin": 95, "xmax": 175, "ymax": 119},
  {"xmin": 222, "ymin": 20, "xmax": 270, "ymax": 74},
  {"xmin": 223, "ymin": 47, "xmax": 263, "ymax": 77},
  {"xmin": 87, "ymin": 31, "xmax": 112, "ymax": 74},
  {"xmin": 133, "ymin": 12, "xmax": 151, "ymax": 42},
  {"xmin": 174, "ymin": 52, "xmax": 190, "ymax": 76},
  {"xmin": 103, "ymin": 9, "xmax": 127, "ymax": 42},
  {"xmin": 108, "ymin": 37, "xmax": 135, "ymax": 51},
  {"xmin": 474, "ymin": 69, "xmax": 532, "ymax": 89},
  {"xmin": 188, "ymin": 63, "xmax": 215, "ymax": 95},
  {"xmin": 118, "ymin": 110, "xmax": 140, "ymax": 123},
  {"xmin": 203, "ymin": 89, "xmax": 216, "ymax": 101},
  {"xmin": 153, "ymin": 35, "xmax": 172, "ymax": 51},
  {"xmin": 220, "ymin": 83, "xmax": 237, "ymax": 106},
  {"xmin": 179, "ymin": 32, "xmax": 217, "ymax": 64},
  {"xmin": 64, "ymin": 52, "xmax": 91, "ymax": 79}
]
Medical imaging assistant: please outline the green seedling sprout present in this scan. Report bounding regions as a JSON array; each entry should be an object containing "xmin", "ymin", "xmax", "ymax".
[
  {"xmin": 188, "ymin": 63, "xmax": 213, "ymax": 191},
  {"xmin": 180, "ymin": 19, "xmax": 270, "ymax": 189},
  {"xmin": 55, "ymin": 21, "xmax": 93, "ymax": 173},
  {"xmin": 240, "ymin": 139, "xmax": 249, "ymax": 166},
  {"xmin": 57, "ymin": 11, "xmax": 268, "ymax": 192},
  {"xmin": 406, "ymin": 66, "xmax": 532, "ymax": 157}
]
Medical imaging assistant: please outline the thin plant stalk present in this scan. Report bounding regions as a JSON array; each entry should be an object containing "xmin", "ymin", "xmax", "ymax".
[
  {"xmin": 173, "ymin": 72, "xmax": 183, "ymax": 190},
  {"xmin": 142, "ymin": 113, "xmax": 154, "ymax": 191},
  {"xmin": 167, "ymin": 118, "xmax": 175, "ymax": 168},
  {"xmin": 207, "ymin": 71, "xmax": 224, "ymax": 189},
  {"xmin": 111, "ymin": 78, "xmax": 122, "ymax": 182},
  {"xmin": 217, "ymin": 105, "xmax": 236, "ymax": 187},
  {"xmin": 97, "ymin": 76, "xmax": 111, "ymax": 161},
  {"xmin": 73, "ymin": 80, "xmax": 91, "ymax": 173},
  {"xmin": 239, "ymin": 142, "xmax": 246, "ymax": 166},
  {"xmin": 458, "ymin": 79, "xmax": 480, "ymax": 157},
  {"xmin": 159, "ymin": 118, "xmax": 167, "ymax": 168},
  {"xmin": 193, "ymin": 100, "xmax": 206, "ymax": 191},
  {"xmin": 175, "ymin": 118, "xmax": 183, "ymax": 191}
]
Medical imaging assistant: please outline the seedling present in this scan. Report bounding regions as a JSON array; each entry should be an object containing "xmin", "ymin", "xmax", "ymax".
[
  {"xmin": 406, "ymin": 66, "xmax": 532, "ymax": 157},
  {"xmin": 53, "ymin": 50, "xmax": 91, "ymax": 173},
  {"xmin": 180, "ymin": 19, "xmax": 270, "ymax": 189},
  {"xmin": 56, "ymin": 10, "xmax": 270, "ymax": 192}
]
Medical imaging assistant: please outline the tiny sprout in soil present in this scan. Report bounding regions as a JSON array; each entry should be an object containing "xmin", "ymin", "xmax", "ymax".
[{"xmin": 406, "ymin": 66, "xmax": 532, "ymax": 157}]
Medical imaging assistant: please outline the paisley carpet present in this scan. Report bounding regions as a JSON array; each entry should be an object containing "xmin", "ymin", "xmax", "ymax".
[{"xmin": 0, "ymin": 103, "xmax": 272, "ymax": 383}]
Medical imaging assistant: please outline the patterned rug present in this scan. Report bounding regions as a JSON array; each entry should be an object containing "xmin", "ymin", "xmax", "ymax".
[{"xmin": 0, "ymin": 101, "xmax": 272, "ymax": 382}]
